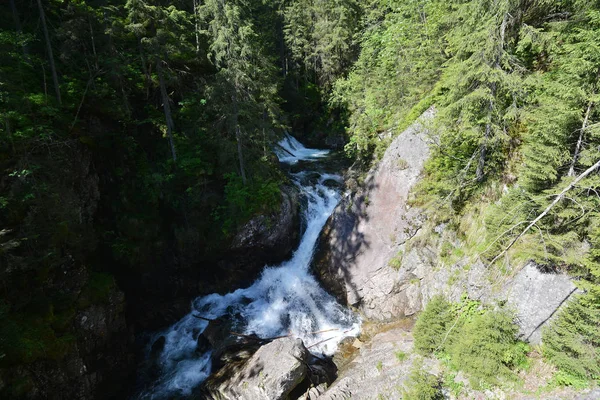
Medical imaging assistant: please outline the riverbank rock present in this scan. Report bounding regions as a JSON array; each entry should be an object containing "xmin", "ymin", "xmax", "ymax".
[
  {"xmin": 318, "ymin": 326, "xmax": 438, "ymax": 400},
  {"xmin": 232, "ymin": 185, "xmax": 300, "ymax": 259},
  {"xmin": 313, "ymin": 108, "xmax": 434, "ymax": 319},
  {"xmin": 313, "ymin": 107, "xmax": 576, "ymax": 344},
  {"xmin": 203, "ymin": 337, "xmax": 309, "ymax": 400}
]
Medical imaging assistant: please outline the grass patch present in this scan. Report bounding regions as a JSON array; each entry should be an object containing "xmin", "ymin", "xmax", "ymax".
[
  {"xmin": 388, "ymin": 250, "xmax": 404, "ymax": 270},
  {"xmin": 395, "ymin": 350, "xmax": 408, "ymax": 362}
]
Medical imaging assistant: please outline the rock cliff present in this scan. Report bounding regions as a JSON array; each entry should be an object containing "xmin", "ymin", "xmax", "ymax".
[{"xmin": 314, "ymin": 108, "xmax": 576, "ymax": 343}]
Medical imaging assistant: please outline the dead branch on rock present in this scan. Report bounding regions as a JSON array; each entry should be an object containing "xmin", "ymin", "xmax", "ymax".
[{"xmin": 488, "ymin": 158, "xmax": 600, "ymax": 268}]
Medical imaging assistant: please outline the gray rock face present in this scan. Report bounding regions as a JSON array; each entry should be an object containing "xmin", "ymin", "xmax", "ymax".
[
  {"xmin": 232, "ymin": 185, "xmax": 300, "ymax": 253},
  {"xmin": 314, "ymin": 107, "xmax": 576, "ymax": 344},
  {"xmin": 204, "ymin": 337, "xmax": 308, "ymax": 400},
  {"xmin": 317, "ymin": 327, "xmax": 438, "ymax": 400},
  {"xmin": 502, "ymin": 263, "xmax": 577, "ymax": 344},
  {"xmin": 314, "ymin": 108, "xmax": 434, "ymax": 319}
]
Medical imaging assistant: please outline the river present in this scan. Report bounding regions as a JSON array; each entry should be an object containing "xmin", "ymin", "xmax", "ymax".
[{"xmin": 137, "ymin": 135, "xmax": 360, "ymax": 399}]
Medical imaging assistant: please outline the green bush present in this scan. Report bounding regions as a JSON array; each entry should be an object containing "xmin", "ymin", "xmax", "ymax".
[
  {"xmin": 401, "ymin": 359, "xmax": 444, "ymax": 400},
  {"xmin": 413, "ymin": 295, "xmax": 452, "ymax": 354},
  {"xmin": 543, "ymin": 292, "xmax": 600, "ymax": 385},
  {"xmin": 446, "ymin": 308, "xmax": 529, "ymax": 388},
  {"xmin": 413, "ymin": 295, "xmax": 529, "ymax": 389}
]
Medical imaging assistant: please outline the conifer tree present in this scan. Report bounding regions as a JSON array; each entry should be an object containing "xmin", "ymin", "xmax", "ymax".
[{"xmin": 199, "ymin": 0, "xmax": 281, "ymax": 184}]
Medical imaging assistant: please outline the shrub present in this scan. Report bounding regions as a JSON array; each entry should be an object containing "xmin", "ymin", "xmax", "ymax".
[
  {"xmin": 543, "ymin": 292, "xmax": 600, "ymax": 385},
  {"xmin": 388, "ymin": 250, "xmax": 403, "ymax": 270},
  {"xmin": 446, "ymin": 308, "xmax": 529, "ymax": 388},
  {"xmin": 413, "ymin": 295, "xmax": 453, "ymax": 354},
  {"xmin": 401, "ymin": 359, "xmax": 444, "ymax": 400},
  {"xmin": 413, "ymin": 295, "xmax": 529, "ymax": 389}
]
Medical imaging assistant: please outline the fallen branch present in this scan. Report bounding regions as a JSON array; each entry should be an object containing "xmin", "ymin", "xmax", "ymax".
[
  {"xmin": 274, "ymin": 143, "xmax": 296, "ymax": 158},
  {"xmin": 191, "ymin": 314, "xmax": 217, "ymax": 323},
  {"xmin": 488, "ymin": 158, "xmax": 600, "ymax": 267},
  {"xmin": 306, "ymin": 328, "xmax": 353, "ymax": 350},
  {"xmin": 229, "ymin": 328, "xmax": 342, "ymax": 343}
]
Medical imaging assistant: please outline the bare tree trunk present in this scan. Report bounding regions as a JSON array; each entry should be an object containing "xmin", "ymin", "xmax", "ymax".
[
  {"xmin": 568, "ymin": 100, "xmax": 594, "ymax": 177},
  {"xmin": 233, "ymin": 91, "xmax": 247, "ymax": 185},
  {"xmin": 37, "ymin": 0, "xmax": 61, "ymax": 105},
  {"xmin": 489, "ymin": 158, "xmax": 600, "ymax": 267},
  {"xmin": 156, "ymin": 59, "xmax": 177, "ymax": 162},
  {"xmin": 193, "ymin": 0, "xmax": 200, "ymax": 54},
  {"xmin": 139, "ymin": 40, "xmax": 150, "ymax": 99},
  {"xmin": 89, "ymin": 18, "xmax": 99, "ymax": 71}
]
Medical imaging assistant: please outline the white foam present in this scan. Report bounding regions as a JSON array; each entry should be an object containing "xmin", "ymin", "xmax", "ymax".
[{"xmin": 275, "ymin": 133, "xmax": 330, "ymax": 163}]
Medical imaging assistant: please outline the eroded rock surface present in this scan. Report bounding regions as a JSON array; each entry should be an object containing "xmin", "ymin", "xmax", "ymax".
[
  {"xmin": 314, "ymin": 108, "xmax": 576, "ymax": 344},
  {"xmin": 317, "ymin": 327, "xmax": 437, "ymax": 400},
  {"xmin": 314, "ymin": 108, "xmax": 434, "ymax": 320},
  {"xmin": 203, "ymin": 337, "xmax": 309, "ymax": 400}
]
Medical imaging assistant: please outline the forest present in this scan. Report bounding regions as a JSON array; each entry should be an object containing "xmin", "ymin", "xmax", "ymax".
[{"xmin": 0, "ymin": 0, "xmax": 599, "ymax": 398}]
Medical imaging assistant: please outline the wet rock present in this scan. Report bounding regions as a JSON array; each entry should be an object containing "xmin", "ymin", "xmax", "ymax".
[
  {"xmin": 196, "ymin": 333, "xmax": 211, "ymax": 354},
  {"xmin": 232, "ymin": 185, "xmax": 300, "ymax": 255},
  {"xmin": 203, "ymin": 337, "xmax": 309, "ymax": 400},
  {"xmin": 151, "ymin": 336, "xmax": 166, "ymax": 357}
]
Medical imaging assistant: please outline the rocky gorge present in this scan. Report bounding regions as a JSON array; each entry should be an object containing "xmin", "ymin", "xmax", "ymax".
[{"xmin": 179, "ymin": 110, "xmax": 597, "ymax": 399}]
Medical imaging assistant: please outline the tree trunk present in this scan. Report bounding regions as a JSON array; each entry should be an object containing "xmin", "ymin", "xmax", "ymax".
[
  {"xmin": 89, "ymin": 18, "xmax": 99, "ymax": 71},
  {"xmin": 139, "ymin": 40, "xmax": 150, "ymax": 99},
  {"xmin": 476, "ymin": 95, "xmax": 494, "ymax": 182},
  {"xmin": 568, "ymin": 100, "xmax": 594, "ymax": 177},
  {"xmin": 37, "ymin": 0, "xmax": 61, "ymax": 105},
  {"xmin": 233, "ymin": 91, "xmax": 247, "ymax": 185},
  {"xmin": 193, "ymin": 0, "xmax": 200, "ymax": 54},
  {"xmin": 156, "ymin": 59, "xmax": 177, "ymax": 162},
  {"xmin": 9, "ymin": 0, "xmax": 30, "ymax": 62}
]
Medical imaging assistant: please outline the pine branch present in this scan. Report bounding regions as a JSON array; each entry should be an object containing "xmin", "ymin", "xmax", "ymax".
[{"xmin": 488, "ymin": 158, "xmax": 600, "ymax": 268}]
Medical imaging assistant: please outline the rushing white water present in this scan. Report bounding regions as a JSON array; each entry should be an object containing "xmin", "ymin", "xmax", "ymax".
[
  {"xmin": 139, "ymin": 135, "xmax": 360, "ymax": 399},
  {"xmin": 275, "ymin": 133, "xmax": 330, "ymax": 163}
]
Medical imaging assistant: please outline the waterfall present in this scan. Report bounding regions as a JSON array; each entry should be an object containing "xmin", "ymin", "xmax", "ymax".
[{"xmin": 138, "ymin": 135, "xmax": 360, "ymax": 399}]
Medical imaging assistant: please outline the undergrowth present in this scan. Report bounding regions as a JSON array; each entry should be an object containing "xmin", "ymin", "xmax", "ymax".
[{"xmin": 413, "ymin": 294, "xmax": 530, "ymax": 389}]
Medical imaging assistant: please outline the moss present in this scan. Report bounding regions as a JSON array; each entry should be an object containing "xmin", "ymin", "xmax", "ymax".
[
  {"xmin": 395, "ymin": 350, "xmax": 408, "ymax": 362},
  {"xmin": 388, "ymin": 250, "xmax": 404, "ymax": 270},
  {"xmin": 0, "ymin": 310, "xmax": 76, "ymax": 367},
  {"xmin": 78, "ymin": 272, "xmax": 115, "ymax": 309}
]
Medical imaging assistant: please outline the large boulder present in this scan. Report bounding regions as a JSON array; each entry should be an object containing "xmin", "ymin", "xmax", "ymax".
[
  {"xmin": 313, "ymin": 108, "xmax": 434, "ymax": 319},
  {"xmin": 203, "ymin": 337, "xmax": 309, "ymax": 400},
  {"xmin": 232, "ymin": 185, "xmax": 300, "ymax": 258}
]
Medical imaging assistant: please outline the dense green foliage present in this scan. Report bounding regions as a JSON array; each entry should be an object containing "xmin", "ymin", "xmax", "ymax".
[
  {"xmin": 543, "ymin": 292, "xmax": 600, "ymax": 386},
  {"xmin": 413, "ymin": 295, "xmax": 452, "ymax": 354},
  {"xmin": 414, "ymin": 295, "xmax": 529, "ymax": 389},
  {"xmin": 0, "ymin": 0, "xmax": 360, "ymax": 374},
  {"xmin": 2, "ymin": 0, "xmax": 600, "ymax": 394}
]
